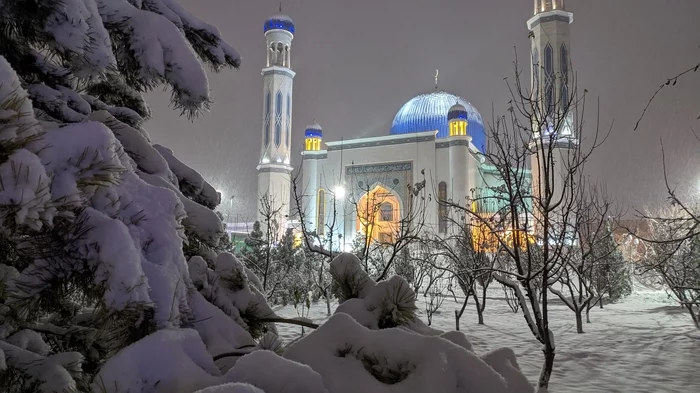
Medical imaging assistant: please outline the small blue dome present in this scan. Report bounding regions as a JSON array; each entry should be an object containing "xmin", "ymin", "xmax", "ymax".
[
  {"xmin": 448, "ymin": 103, "xmax": 468, "ymax": 122},
  {"xmin": 305, "ymin": 122, "xmax": 322, "ymax": 138},
  {"xmin": 390, "ymin": 91, "xmax": 486, "ymax": 151},
  {"xmin": 264, "ymin": 14, "xmax": 295, "ymax": 34}
]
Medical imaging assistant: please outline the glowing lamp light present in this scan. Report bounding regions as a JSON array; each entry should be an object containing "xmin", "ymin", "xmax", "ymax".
[{"xmin": 334, "ymin": 185, "xmax": 346, "ymax": 199}]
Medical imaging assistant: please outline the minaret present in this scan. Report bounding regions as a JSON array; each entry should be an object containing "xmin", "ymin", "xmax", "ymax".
[
  {"xmin": 528, "ymin": 0, "xmax": 577, "ymax": 240},
  {"xmin": 301, "ymin": 122, "xmax": 323, "ymax": 232},
  {"xmin": 528, "ymin": 0, "xmax": 574, "ymax": 135},
  {"xmin": 447, "ymin": 103, "xmax": 472, "ymax": 209},
  {"xmin": 257, "ymin": 9, "xmax": 295, "ymax": 230}
]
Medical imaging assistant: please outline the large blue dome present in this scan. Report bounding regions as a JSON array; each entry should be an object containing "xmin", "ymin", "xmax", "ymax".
[{"xmin": 390, "ymin": 91, "xmax": 486, "ymax": 151}]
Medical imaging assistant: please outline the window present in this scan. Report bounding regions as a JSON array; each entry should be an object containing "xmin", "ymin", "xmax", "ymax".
[
  {"xmin": 532, "ymin": 49, "xmax": 539, "ymax": 91},
  {"xmin": 286, "ymin": 94, "xmax": 291, "ymax": 146},
  {"xmin": 379, "ymin": 202, "xmax": 393, "ymax": 222},
  {"xmin": 379, "ymin": 232, "xmax": 393, "ymax": 244},
  {"xmin": 449, "ymin": 120, "xmax": 467, "ymax": 136},
  {"xmin": 264, "ymin": 91, "xmax": 271, "ymax": 147},
  {"xmin": 438, "ymin": 181, "xmax": 447, "ymax": 233},
  {"xmin": 317, "ymin": 189, "xmax": 326, "ymax": 236},
  {"xmin": 560, "ymin": 44, "xmax": 569, "ymax": 112},
  {"xmin": 544, "ymin": 44, "xmax": 554, "ymax": 117},
  {"xmin": 274, "ymin": 91, "xmax": 282, "ymax": 147}
]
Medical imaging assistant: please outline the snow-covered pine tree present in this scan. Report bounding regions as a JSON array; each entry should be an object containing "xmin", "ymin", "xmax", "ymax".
[
  {"xmin": 0, "ymin": 1, "xmax": 278, "ymax": 390},
  {"xmin": 589, "ymin": 224, "xmax": 632, "ymax": 308}
]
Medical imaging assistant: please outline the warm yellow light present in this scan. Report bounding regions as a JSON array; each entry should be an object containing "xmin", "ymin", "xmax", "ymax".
[
  {"xmin": 449, "ymin": 120, "xmax": 468, "ymax": 137},
  {"xmin": 305, "ymin": 137, "xmax": 322, "ymax": 151}
]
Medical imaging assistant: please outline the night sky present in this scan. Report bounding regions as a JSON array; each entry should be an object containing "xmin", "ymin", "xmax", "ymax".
[{"xmin": 145, "ymin": 0, "xmax": 700, "ymax": 221}]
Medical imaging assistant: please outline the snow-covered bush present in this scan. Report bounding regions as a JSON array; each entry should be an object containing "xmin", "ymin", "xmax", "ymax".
[
  {"xmin": 94, "ymin": 329, "xmax": 328, "ymax": 393},
  {"xmin": 284, "ymin": 312, "xmax": 532, "ymax": 393}
]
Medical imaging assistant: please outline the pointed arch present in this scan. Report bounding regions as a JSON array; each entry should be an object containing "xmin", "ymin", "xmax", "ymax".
[
  {"xmin": 274, "ymin": 91, "xmax": 282, "ymax": 147},
  {"xmin": 317, "ymin": 189, "xmax": 326, "ymax": 236},
  {"xmin": 356, "ymin": 185, "xmax": 401, "ymax": 244},
  {"xmin": 532, "ymin": 48, "xmax": 540, "ymax": 92},
  {"xmin": 264, "ymin": 90, "xmax": 271, "ymax": 147},
  {"xmin": 438, "ymin": 181, "xmax": 448, "ymax": 233},
  {"xmin": 544, "ymin": 44, "xmax": 555, "ymax": 116},
  {"xmin": 560, "ymin": 44, "xmax": 569, "ymax": 111},
  {"xmin": 286, "ymin": 93, "xmax": 291, "ymax": 147}
]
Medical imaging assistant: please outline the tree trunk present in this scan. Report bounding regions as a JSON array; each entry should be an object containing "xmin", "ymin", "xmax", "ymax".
[
  {"xmin": 538, "ymin": 341, "xmax": 556, "ymax": 390},
  {"xmin": 472, "ymin": 289, "xmax": 484, "ymax": 325},
  {"xmin": 325, "ymin": 292, "xmax": 331, "ymax": 316},
  {"xmin": 585, "ymin": 307, "xmax": 591, "ymax": 323},
  {"xmin": 455, "ymin": 292, "xmax": 470, "ymax": 331},
  {"xmin": 575, "ymin": 309, "xmax": 584, "ymax": 333},
  {"xmin": 599, "ymin": 296, "xmax": 604, "ymax": 308},
  {"xmin": 685, "ymin": 304, "xmax": 700, "ymax": 330}
]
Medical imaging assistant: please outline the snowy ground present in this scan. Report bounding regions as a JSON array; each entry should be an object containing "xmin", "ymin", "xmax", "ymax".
[{"xmin": 275, "ymin": 285, "xmax": 700, "ymax": 393}]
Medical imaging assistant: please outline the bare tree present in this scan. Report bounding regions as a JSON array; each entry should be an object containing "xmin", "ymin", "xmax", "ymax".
[
  {"xmin": 548, "ymin": 183, "xmax": 617, "ymax": 333},
  {"xmin": 430, "ymin": 215, "xmax": 495, "ymax": 329},
  {"xmin": 631, "ymin": 58, "xmax": 700, "ymax": 330},
  {"xmin": 440, "ymin": 52, "xmax": 606, "ymax": 388},
  {"xmin": 637, "ymin": 205, "xmax": 700, "ymax": 329},
  {"xmin": 240, "ymin": 196, "xmax": 283, "ymax": 300},
  {"xmin": 423, "ymin": 272, "xmax": 448, "ymax": 326},
  {"xmin": 291, "ymin": 169, "xmax": 343, "ymax": 316},
  {"xmin": 346, "ymin": 171, "xmax": 430, "ymax": 281}
]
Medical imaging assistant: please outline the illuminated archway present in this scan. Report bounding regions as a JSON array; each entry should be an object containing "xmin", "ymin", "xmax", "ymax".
[{"xmin": 355, "ymin": 185, "xmax": 401, "ymax": 244}]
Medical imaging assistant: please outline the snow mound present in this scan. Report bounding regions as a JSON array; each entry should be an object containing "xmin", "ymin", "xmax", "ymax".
[
  {"xmin": 194, "ymin": 383, "xmax": 265, "ymax": 393},
  {"xmin": 95, "ymin": 328, "xmax": 222, "ymax": 393},
  {"xmin": 224, "ymin": 350, "xmax": 328, "ymax": 393},
  {"xmin": 284, "ymin": 313, "xmax": 533, "ymax": 393},
  {"xmin": 0, "ymin": 340, "xmax": 83, "ymax": 393}
]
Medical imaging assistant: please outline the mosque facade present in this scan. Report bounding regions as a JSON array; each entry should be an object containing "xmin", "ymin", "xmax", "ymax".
[{"xmin": 256, "ymin": 0, "xmax": 576, "ymax": 250}]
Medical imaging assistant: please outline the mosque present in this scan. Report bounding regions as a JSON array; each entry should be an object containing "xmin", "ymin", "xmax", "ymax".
[{"xmin": 253, "ymin": 0, "xmax": 576, "ymax": 250}]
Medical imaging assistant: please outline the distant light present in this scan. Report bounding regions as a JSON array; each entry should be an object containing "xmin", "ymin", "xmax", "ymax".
[
  {"xmin": 334, "ymin": 185, "xmax": 346, "ymax": 199},
  {"xmin": 262, "ymin": 157, "xmax": 270, "ymax": 164},
  {"xmin": 276, "ymin": 157, "xmax": 282, "ymax": 163}
]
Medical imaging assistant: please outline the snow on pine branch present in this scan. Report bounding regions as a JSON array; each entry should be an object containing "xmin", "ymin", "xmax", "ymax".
[
  {"xmin": 154, "ymin": 144, "xmax": 221, "ymax": 208},
  {"xmin": 143, "ymin": 0, "xmax": 242, "ymax": 68},
  {"xmin": 42, "ymin": 0, "xmax": 116, "ymax": 77},
  {"xmin": 95, "ymin": 0, "xmax": 238, "ymax": 115},
  {"xmin": 88, "ymin": 110, "xmax": 177, "ymax": 183},
  {"xmin": 2, "ymin": 0, "xmax": 241, "ymax": 121}
]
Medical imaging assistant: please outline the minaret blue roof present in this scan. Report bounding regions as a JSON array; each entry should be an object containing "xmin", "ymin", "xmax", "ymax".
[
  {"xmin": 390, "ymin": 91, "xmax": 486, "ymax": 151},
  {"xmin": 448, "ymin": 103, "xmax": 469, "ymax": 121},
  {"xmin": 305, "ymin": 122, "xmax": 322, "ymax": 138},
  {"xmin": 264, "ymin": 14, "xmax": 295, "ymax": 34}
]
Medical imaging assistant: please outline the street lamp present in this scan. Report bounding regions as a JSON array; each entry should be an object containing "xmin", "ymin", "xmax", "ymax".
[
  {"xmin": 227, "ymin": 195, "xmax": 234, "ymax": 225},
  {"xmin": 334, "ymin": 185, "xmax": 346, "ymax": 199}
]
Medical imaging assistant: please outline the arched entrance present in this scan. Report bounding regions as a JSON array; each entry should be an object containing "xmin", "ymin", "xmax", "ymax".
[{"xmin": 355, "ymin": 185, "xmax": 401, "ymax": 244}]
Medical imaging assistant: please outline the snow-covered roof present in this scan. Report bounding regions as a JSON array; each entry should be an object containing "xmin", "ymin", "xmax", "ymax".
[
  {"xmin": 264, "ymin": 14, "xmax": 295, "ymax": 34},
  {"xmin": 305, "ymin": 122, "xmax": 322, "ymax": 138}
]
